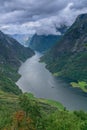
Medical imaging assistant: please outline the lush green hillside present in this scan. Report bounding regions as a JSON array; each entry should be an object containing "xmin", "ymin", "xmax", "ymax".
[
  {"xmin": 0, "ymin": 92, "xmax": 87, "ymax": 130},
  {"xmin": 0, "ymin": 30, "xmax": 35, "ymax": 94},
  {"xmin": 41, "ymin": 14, "xmax": 87, "ymax": 92}
]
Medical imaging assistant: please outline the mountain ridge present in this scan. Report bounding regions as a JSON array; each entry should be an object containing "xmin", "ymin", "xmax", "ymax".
[
  {"xmin": 29, "ymin": 34, "xmax": 61, "ymax": 52},
  {"xmin": 41, "ymin": 13, "xmax": 87, "ymax": 91},
  {"xmin": 0, "ymin": 30, "xmax": 35, "ymax": 94},
  {"xmin": 29, "ymin": 25, "xmax": 68, "ymax": 52}
]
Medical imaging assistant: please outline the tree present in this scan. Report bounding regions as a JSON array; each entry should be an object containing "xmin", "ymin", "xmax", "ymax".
[{"xmin": 19, "ymin": 93, "xmax": 44, "ymax": 130}]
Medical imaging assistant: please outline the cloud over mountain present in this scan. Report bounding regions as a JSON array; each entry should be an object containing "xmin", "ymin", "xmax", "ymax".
[{"xmin": 0, "ymin": 0, "xmax": 87, "ymax": 35}]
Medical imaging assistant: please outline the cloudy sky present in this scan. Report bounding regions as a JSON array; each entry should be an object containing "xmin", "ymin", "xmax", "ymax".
[{"xmin": 0, "ymin": 0, "xmax": 87, "ymax": 35}]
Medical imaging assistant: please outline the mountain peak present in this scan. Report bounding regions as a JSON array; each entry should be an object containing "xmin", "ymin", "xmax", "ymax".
[
  {"xmin": 75, "ymin": 13, "xmax": 87, "ymax": 23},
  {"xmin": 77, "ymin": 13, "xmax": 87, "ymax": 19}
]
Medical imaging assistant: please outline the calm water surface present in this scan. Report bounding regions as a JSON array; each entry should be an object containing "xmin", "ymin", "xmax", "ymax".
[{"xmin": 16, "ymin": 53, "xmax": 87, "ymax": 111}]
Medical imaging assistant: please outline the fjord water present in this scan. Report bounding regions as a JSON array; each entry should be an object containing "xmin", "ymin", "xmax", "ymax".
[{"xmin": 17, "ymin": 53, "xmax": 87, "ymax": 111}]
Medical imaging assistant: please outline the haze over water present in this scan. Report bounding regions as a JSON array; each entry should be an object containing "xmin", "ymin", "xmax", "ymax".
[{"xmin": 17, "ymin": 53, "xmax": 87, "ymax": 111}]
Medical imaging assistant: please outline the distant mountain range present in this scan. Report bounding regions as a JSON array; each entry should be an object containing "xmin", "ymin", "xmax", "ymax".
[
  {"xmin": 29, "ymin": 34, "xmax": 61, "ymax": 52},
  {"xmin": 11, "ymin": 34, "xmax": 32, "ymax": 47},
  {"xmin": 42, "ymin": 14, "xmax": 87, "ymax": 83},
  {"xmin": 28, "ymin": 25, "xmax": 68, "ymax": 52}
]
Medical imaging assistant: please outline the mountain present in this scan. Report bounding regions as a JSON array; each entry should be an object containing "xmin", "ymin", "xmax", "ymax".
[
  {"xmin": 29, "ymin": 25, "xmax": 68, "ymax": 52},
  {"xmin": 0, "ymin": 31, "xmax": 34, "ymax": 67},
  {"xmin": 0, "ymin": 30, "xmax": 34, "ymax": 94},
  {"xmin": 41, "ymin": 14, "xmax": 87, "ymax": 89},
  {"xmin": 29, "ymin": 34, "xmax": 61, "ymax": 52},
  {"xmin": 11, "ymin": 34, "xmax": 32, "ymax": 47},
  {"xmin": 1, "ymin": 25, "xmax": 87, "ymax": 130}
]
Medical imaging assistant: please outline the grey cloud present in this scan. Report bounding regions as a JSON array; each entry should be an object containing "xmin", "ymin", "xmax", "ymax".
[
  {"xmin": 0, "ymin": 0, "xmax": 87, "ymax": 35},
  {"xmin": 0, "ymin": 0, "xmax": 72, "ymax": 24}
]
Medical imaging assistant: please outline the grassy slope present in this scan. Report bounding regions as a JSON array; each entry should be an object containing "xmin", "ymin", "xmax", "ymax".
[
  {"xmin": 1, "ymin": 92, "xmax": 87, "ymax": 130},
  {"xmin": 0, "ymin": 92, "xmax": 63, "ymax": 129},
  {"xmin": 71, "ymin": 81, "xmax": 87, "ymax": 92},
  {"xmin": 0, "ymin": 91, "xmax": 20, "ymax": 128},
  {"xmin": 24, "ymin": 93, "xmax": 64, "ymax": 111},
  {"xmin": 0, "ymin": 92, "xmax": 64, "ymax": 117},
  {"xmin": 0, "ymin": 71, "xmax": 22, "ymax": 95}
]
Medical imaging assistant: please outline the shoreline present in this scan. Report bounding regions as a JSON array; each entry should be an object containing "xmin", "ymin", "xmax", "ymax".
[{"xmin": 16, "ymin": 53, "xmax": 87, "ymax": 111}]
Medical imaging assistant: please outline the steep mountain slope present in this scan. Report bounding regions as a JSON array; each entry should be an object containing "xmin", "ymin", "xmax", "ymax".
[
  {"xmin": 42, "ymin": 14, "xmax": 87, "ymax": 88},
  {"xmin": 0, "ymin": 30, "xmax": 34, "ymax": 94},
  {"xmin": 29, "ymin": 34, "xmax": 61, "ymax": 52},
  {"xmin": 11, "ymin": 34, "xmax": 31, "ymax": 47},
  {"xmin": 29, "ymin": 25, "xmax": 67, "ymax": 52},
  {"xmin": 0, "ymin": 31, "xmax": 34, "ymax": 66}
]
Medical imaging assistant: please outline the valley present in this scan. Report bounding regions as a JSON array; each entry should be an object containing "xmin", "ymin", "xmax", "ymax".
[
  {"xmin": 17, "ymin": 53, "xmax": 87, "ymax": 111},
  {"xmin": 0, "ymin": 2, "xmax": 87, "ymax": 128}
]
